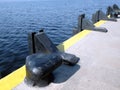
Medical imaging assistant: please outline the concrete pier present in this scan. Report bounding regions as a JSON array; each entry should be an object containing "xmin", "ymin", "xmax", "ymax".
[{"xmin": 13, "ymin": 18, "xmax": 120, "ymax": 90}]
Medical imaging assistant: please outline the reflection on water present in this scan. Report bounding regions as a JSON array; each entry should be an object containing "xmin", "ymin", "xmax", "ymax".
[{"xmin": 0, "ymin": 0, "xmax": 120, "ymax": 77}]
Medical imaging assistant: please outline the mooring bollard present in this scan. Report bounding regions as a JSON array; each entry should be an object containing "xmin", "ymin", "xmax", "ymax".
[
  {"xmin": 28, "ymin": 30, "xmax": 79, "ymax": 66},
  {"xmin": 92, "ymin": 10, "xmax": 117, "ymax": 23},
  {"xmin": 106, "ymin": 6, "xmax": 118, "ymax": 18},
  {"xmin": 78, "ymin": 14, "xmax": 85, "ymax": 31},
  {"xmin": 73, "ymin": 14, "xmax": 108, "ymax": 35},
  {"xmin": 25, "ymin": 30, "xmax": 80, "ymax": 87},
  {"xmin": 113, "ymin": 4, "xmax": 120, "ymax": 12},
  {"xmin": 112, "ymin": 4, "xmax": 120, "ymax": 17},
  {"xmin": 73, "ymin": 14, "xmax": 85, "ymax": 34},
  {"xmin": 25, "ymin": 53, "xmax": 62, "ymax": 87}
]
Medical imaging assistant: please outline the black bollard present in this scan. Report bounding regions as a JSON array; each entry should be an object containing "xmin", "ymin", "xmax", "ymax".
[
  {"xmin": 25, "ymin": 53, "xmax": 62, "ymax": 87},
  {"xmin": 73, "ymin": 14, "xmax": 108, "ymax": 34},
  {"xmin": 28, "ymin": 30, "xmax": 79, "ymax": 66},
  {"xmin": 73, "ymin": 14, "xmax": 85, "ymax": 34},
  {"xmin": 112, "ymin": 4, "xmax": 120, "ymax": 17},
  {"xmin": 106, "ymin": 6, "xmax": 117, "ymax": 18},
  {"xmin": 92, "ymin": 10, "xmax": 117, "ymax": 23},
  {"xmin": 25, "ymin": 31, "xmax": 80, "ymax": 87},
  {"xmin": 113, "ymin": 4, "xmax": 120, "ymax": 11},
  {"xmin": 78, "ymin": 14, "xmax": 85, "ymax": 31}
]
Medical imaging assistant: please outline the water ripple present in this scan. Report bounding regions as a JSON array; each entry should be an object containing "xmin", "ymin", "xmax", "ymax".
[{"xmin": 0, "ymin": 0, "xmax": 120, "ymax": 77}]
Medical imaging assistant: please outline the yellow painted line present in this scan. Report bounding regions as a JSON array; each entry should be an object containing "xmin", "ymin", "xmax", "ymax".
[
  {"xmin": 0, "ymin": 66, "xmax": 25, "ymax": 90},
  {"xmin": 57, "ymin": 20, "xmax": 106, "ymax": 51},
  {"xmin": 0, "ymin": 20, "xmax": 106, "ymax": 90},
  {"xmin": 57, "ymin": 30, "xmax": 91, "ymax": 51},
  {"xmin": 94, "ymin": 20, "xmax": 106, "ymax": 26}
]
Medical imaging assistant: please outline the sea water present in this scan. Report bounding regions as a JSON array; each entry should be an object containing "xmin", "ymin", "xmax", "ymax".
[{"xmin": 0, "ymin": 0, "xmax": 120, "ymax": 77}]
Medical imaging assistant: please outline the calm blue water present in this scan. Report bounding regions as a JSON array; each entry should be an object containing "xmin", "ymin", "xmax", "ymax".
[{"xmin": 0, "ymin": 0, "xmax": 120, "ymax": 77}]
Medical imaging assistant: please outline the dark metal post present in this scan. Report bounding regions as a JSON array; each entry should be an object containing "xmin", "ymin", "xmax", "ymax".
[
  {"xmin": 28, "ymin": 32, "xmax": 36, "ymax": 54},
  {"xmin": 78, "ymin": 14, "xmax": 85, "ymax": 31}
]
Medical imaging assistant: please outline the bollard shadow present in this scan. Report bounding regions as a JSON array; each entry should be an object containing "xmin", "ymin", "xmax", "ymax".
[
  {"xmin": 53, "ymin": 63, "xmax": 80, "ymax": 83},
  {"xmin": 55, "ymin": 41, "xmax": 80, "ymax": 83}
]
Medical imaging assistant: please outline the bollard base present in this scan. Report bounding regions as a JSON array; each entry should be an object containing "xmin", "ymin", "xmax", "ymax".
[{"xmin": 24, "ymin": 73, "xmax": 54, "ymax": 87}]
